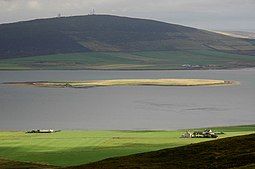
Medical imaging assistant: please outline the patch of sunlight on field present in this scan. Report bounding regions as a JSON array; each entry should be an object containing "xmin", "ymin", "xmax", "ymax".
[{"xmin": 0, "ymin": 126, "xmax": 254, "ymax": 166}]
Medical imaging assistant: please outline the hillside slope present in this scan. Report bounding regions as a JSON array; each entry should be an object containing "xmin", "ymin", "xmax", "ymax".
[
  {"xmin": 0, "ymin": 158, "xmax": 57, "ymax": 169},
  {"xmin": 1, "ymin": 15, "xmax": 255, "ymax": 59},
  {"xmin": 70, "ymin": 134, "xmax": 255, "ymax": 169}
]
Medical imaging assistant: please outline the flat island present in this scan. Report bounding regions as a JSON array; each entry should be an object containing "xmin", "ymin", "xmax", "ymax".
[{"xmin": 6, "ymin": 79, "xmax": 235, "ymax": 88}]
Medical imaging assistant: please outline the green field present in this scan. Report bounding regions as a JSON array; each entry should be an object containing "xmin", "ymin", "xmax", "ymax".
[
  {"xmin": 1, "ymin": 50, "xmax": 255, "ymax": 70},
  {"xmin": 76, "ymin": 133, "xmax": 255, "ymax": 169},
  {"xmin": 0, "ymin": 125, "xmax": 254, "ymax": 167}
]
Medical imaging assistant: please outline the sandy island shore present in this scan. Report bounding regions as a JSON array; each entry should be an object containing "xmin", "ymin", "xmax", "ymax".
[{"xmin": 4, "ymin": 79, "xmax": 236, "ymax": 88}]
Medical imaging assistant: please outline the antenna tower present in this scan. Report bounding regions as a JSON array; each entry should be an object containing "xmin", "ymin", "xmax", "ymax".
[{"xmin": 89, "ymin": 8, "xmax": 95, "ymax": 15}]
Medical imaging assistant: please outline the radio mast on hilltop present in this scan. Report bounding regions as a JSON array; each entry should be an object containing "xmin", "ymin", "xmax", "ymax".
[{"xmin": 89, "ymin": 8, "xmax": 96, "ymax": 15}]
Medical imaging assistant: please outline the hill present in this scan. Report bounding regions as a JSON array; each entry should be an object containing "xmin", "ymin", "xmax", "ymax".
[
  {"xmin": 1, "ymin": 15, "xmax": 255, "ymax": 70},
  {"xmin": 70, "ymin": 134, "xmax": 255, "ymax": 169},
  {"xmin": 1, "ymin": 15, "xmax": 255, "ymax": 59}
]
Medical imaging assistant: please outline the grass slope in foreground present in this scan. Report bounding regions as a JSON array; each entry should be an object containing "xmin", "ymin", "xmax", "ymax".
[
  {"xmin": 0, "ymin": 158, "xmax": 57, "ymax": 169},
  {"xmin": 8, "ymin": 79, "xmax": 232, "ymax": 89},
  {"xmin": 0, "ymin": 125, "xmax": 254, "ymax": 167},
  {"xmin": 73, "ymin": 133, "xmax": 255, "ymax": 169},
  {"xmin": 1, "ymin": 50, "xmax": 255, "ymax": 70}
]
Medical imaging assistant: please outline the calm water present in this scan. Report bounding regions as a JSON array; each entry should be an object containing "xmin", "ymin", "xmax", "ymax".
[{"xmin": 0, "ymin": 69, "xmax": 255, "ymax": 130}]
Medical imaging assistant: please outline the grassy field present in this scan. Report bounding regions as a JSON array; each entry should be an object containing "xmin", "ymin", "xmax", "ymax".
[
  {"xmin": 75, "ymin": 133, "xmax": 255, "ymax": 169},
  {"xmin": 0, "ymin": 125, "xmax": 254, "ymax": 167},
  {"xmin": 9, "ymin": 79, "xmax": 231, "ymax": 89},
  {"xmin": 1, "ymin": 50, "xmax": 255, "ymax": 70}
]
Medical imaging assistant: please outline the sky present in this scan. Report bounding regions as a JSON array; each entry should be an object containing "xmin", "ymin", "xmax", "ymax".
[{"xmin": 0, "ymin": 0, "xmax": 255, "ymax": 31}]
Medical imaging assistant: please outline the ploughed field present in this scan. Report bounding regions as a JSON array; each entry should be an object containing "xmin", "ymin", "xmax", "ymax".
[
  {"xmin": 6, "ymin": 78, "xmax": 233, "ymax": 89},
  {"xmin": 0, "ymin": 125, "xmax": 254, "ymax": 167}
]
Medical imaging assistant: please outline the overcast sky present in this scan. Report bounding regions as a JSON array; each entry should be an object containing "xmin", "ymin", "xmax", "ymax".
[{"xmin": 0, "ymin": 0, "xmax": 255, "ymax": 31}]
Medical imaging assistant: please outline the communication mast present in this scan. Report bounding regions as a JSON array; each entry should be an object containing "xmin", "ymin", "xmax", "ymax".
[{"xmin": 89, "ymin": 8, "xmax": 95, "ymax": 15}]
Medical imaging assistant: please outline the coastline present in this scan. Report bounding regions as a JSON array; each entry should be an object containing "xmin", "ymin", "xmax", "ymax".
[{"xmin": 0, "ymin": 67, "xmax": 255, "ymax": 71}]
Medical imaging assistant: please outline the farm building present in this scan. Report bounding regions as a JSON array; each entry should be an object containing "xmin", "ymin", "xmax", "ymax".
[
  {"xmin": 181, "ymin": 129, "xmax": 219, "ymax": 138},
  {"xmin": 180, "ymin": 131, "xmax": 193, "ymax": 138},
  {"xmin": 26, "ymin": 129, "xmax": 60, "ymax": 133}
]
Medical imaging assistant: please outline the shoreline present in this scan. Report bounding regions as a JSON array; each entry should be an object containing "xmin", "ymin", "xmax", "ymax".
[{"xmin": 0, "ymin": 67, "xmax": 255, "ymax": 71}]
